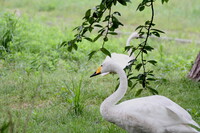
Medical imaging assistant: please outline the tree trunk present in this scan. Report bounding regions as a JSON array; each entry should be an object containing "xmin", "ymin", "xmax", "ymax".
[{"xmin": 188, "ymin": 52, "xmax": 200, "ymax": 81}]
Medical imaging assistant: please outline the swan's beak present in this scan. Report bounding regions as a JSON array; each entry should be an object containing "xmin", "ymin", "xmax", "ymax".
[{"xmin": 90, "ymin": 66, "xmax": 102, "ymax": 78}]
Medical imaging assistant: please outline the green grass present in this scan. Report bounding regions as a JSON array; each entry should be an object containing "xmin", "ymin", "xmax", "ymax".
[{"xmin": 0, "ymin": 0, "xmax": 200, "ymax": 132}]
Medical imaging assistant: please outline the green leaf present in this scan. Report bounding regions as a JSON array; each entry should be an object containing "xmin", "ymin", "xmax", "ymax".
[
  {"xmin": 142, "ymin": 49, "xmax": 148, "ymax": 54},
  {"xmin": 135, "ymin": 25, "xmax": 145, "ymax": 31},
  {"xmin": 108, "ymin": 32, "xmax": 118, "ymax": 35},
  {"xmin": 84, "ymin": 9, "xmax": 91, "ymax": 19},
  {"xmin": 67, "ymin": 46, "xmax": 72, "ymax": 52},
  {"xmin": 136, "ymin": 3, "xmax": 144, "ymax": 11},
  {"xmin": 80, "ymin": 28, "xmax": 87, "ymax": 36},
  {"xmin": 129, "ymin": 76, "xmax": 138, "ymax": 80},
  {"xmin": 67, "ymin": 41, "xmax": 75, "ymax": 52},
  {"xmin": 73, "ymin": 43, "xmax": 78, "ymax": 50},
  {"xmin": 147, "ymin": 78, "xmax": 156, "ymax": 81},
  {"xmin": 137, "ymin": 74, "xmax": 146, "ymax": 81},
  {"xmin": 88, "ymin": 26, "xmax": 94, "ymax": 32},
  {"xmin": 142, "ymin": 78, "xmax": 146, "ymax": 88},
  {"xmin": 105, "ymin": 0, "xmax": 113, "ymax": 9},
  {"xmin": 84, "ymin": 37, "xmax": 93, "ymax": 42},
  {"xmin": 113, "ymin": 11, "xmax": 121, "ymax": 16},
  {"xmin": 152, "ymin": 31, "xmax": 160, "ymax": 37},
  {"xmin": 59, "ymin": 41, "xmax": 67, "ymax": 47},
  {"xmin": 148, "ymin": 73, "xmax": 154, "ymax": 77},
  {"xmin": 135, "ymin": 63, "xmax": 142, "ymax": 71},
  {"xmin": 88, "ymin": 17, "xmax": 95, "ymax": 24},
  {"xmin": 73, "ymin": 26, "xmax": 79, "ymax": 31},
  {"xmin": 93, "ymin": 34, "xmax": 102, "ymax": 42},
  {"xmin": 117, "ymin": 0, "xmax": 127, "ymax": 6},
  {"xmin": 125, "ymin": 0, "xmax": 131, "ymax": 2},
  {"xmin": 148, "ymin": 70, "xmax": 154, "ymax": 74},
  {"xmin": 103, "ymin": 15, "xmax": 110, "ymax": 22},
  {"xmin": 101, "ymin": 48, "xmax": 111, "ymax": 57},
  {"xmin": 94, "ymin": 24, "xmax": 103, "ymax": 28},
  {"xmin": 145, "ymin": 20, "xmax": 151, "ymax": 25},
  {"xmin": 135, "ymin": 89, "xmax": 143, "ymax": 96},
  {"xmin": 148, "ymin": 60, "xmax": 157, "ymax": 66},
  {"xmin": 131, "ymin": 47, "xmax": 137, "ymax": 53},
  {"xmin": 103, "ymin": 36, "xmax": 108, "ymax": 42},
  {"xmin": 145, "ymin": 20, "xmax": 155, "ymax": 26},
  {"xmin": 88, "ymin": 51, "xmax": 97, "ymax": 60},
  {"xmin": 147, "ymin": 86, "xmax": 158, "ymax": 95},
  {"xmin": 127, "ymin": 73, "xmax": 133, "ymax": 78},
  {"xmin": 115, "ymin": 83, "xmax": 120, "ymax": 91},
  {"xmin": 130, "ymin": 82, "xmax": 137, "ymax": 90},
  {"xmin": 92, "ymin": 12, "xmax": 98, "ymax": 18},
  {"xmin": 111, "ymin": 16, "xmax": 124, "ymax": 31},
  {"xmin": 128, "ymin": 80, "xmax": 132, "ymax": 87},
  {"xmin": 113, "ymin": 0, "xmax": 117, "ymax": 5},
  {"xmin": 139, "ymin": 31, "xmax": 145, "ymax": 37},
  {"xmin": 98, "ymin": 28, "xmax": 105, "ymax": 34},
  {"xmin": 125, "ymin": 46, "xmax": 132, "ymax": 52},
  {"xmin": 139, "ymin": 5, "xmax": 145, "ymax": 11},
  {"xmin": 151, "ymin": 28, "xmax": 165, "ymax": 34},
  {"xmin": 144, "ymin": 45, "xmax": 154, "ymax": 51},
  {"xmin": 99, "ymin": 3, "xmax": 106, "ymax": 10},
  {"xmin": 82, "ymin": 22, "xmax": 88, "ymax": 26},
  {"xmin": 161, "ymin": 0, "xmax": 169, "ymax": 4}
]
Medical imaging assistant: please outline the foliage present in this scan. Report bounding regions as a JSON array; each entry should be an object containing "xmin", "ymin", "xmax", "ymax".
[
  {"xmin": 29, "ymin": 51, "xmax": 59, "ymax": 72},
  {"xmin": 64, "ymin": 0, "xmax": 169, "ymax": 95},
  {"xmin": 58, "ymin": 79, "xmax": 84, "ymax": 115},
  {"xmin": 0, "ymin": 111, "xmax": 14, "ymax": 133},
  {"xmin": 0, "ymin": 13, "xmax": 18, "ymax": 59}
]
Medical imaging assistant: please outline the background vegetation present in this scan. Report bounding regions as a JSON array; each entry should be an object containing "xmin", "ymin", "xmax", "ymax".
[{"xmin": 0, "ymin": 0, "xmax": 199, "ymax": 132}]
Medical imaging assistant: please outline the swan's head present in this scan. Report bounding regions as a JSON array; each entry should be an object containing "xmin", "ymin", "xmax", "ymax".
[{"xmin": 90, "ymin": 60, "xmax": 118, "ymax": 77}]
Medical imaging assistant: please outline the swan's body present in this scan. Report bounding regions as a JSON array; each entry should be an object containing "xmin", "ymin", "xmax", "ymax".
[
  {"xmin": 102, "ymin": 32, "xmax": 139, "ymax": 70},
  {"xmin": 91, "ymin": 59, "xmax": 200, "ymax": 133}
]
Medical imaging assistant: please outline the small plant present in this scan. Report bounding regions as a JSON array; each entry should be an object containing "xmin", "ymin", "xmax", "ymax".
[
  {"xmin": 58, "ymin": 79, "xmax": 84, "ymax": 115},
  {"xmin": 187, "ymin": 108, "xmax": 200, "ymax": 118},
  {"xmin": 30, "ymin": 51, "xmax": 58, "ymax": 72},
  {"xmin": 0, "ymin": 13, "xmax": 18, "ymax": 58},
  {"xmin": 0, "ymin": 111, "xmax": 14, "ymax": 133}
]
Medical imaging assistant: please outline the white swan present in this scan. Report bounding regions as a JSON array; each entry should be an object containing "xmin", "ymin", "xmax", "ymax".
[
  {"xmin": 102, "ymin": 32, "xmax": 139, "ymax": 70},
  {"xmin": 90, "ymin": 59, "xmax": 200, "ymax": 133}
]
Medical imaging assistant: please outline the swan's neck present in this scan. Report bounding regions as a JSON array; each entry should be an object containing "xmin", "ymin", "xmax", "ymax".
[
  {"xmin": 100, "ymin": 66, "xmax": 127, "ymax": 115},
  {"xmin": 126, "ymin": 32, "xmax": 138, "ymax": 56}
]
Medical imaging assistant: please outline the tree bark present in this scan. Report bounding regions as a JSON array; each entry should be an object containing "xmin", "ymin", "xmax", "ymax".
[{"xmin": 188, "ymin": 52, "xmax": 200, "ymax": 81}]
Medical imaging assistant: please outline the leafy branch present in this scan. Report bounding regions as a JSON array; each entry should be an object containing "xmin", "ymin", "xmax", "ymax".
[
  {"xmin": 62, "ymin": 0, "xmax": 169, "ymax": 96},
  {"xmin": 125, "ymin": 0, "xmax": 168, "ymax": 95},
  {"xmin": 61, "ymin": 0, "xmax": 126, "ymax": 58}
]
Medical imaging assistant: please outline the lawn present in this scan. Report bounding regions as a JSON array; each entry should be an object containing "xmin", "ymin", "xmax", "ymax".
[{"xmin": 0, "ymin": 0, "xmax": 199, "ymax": 132}]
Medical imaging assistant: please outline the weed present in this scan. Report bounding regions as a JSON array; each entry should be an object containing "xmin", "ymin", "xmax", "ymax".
[
  {"xmin": 0, "ymin": 111, "xmax": 14, "ymax": 133},
  {"xmin": 0, "ymin": 13, "xmax": 18, "ymax": 58},
  {"xmin": 58, "ymin": 79, "xmax": 84, "ymax": 115}
]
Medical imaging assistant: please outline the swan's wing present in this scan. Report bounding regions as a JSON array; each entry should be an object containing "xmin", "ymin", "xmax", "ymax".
[
  {"xmin": 114, "ymin": 95, "xmax": 199, "ymax": 132},
  {"xmin": 144, "ymin": 95, "xmax": 199, "ymax": 127}
]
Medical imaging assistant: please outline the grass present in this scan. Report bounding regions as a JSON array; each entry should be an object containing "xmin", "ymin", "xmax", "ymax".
[{"xmin": 0, "ymin": 0, "xmax": 200, "ymax": 132}]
